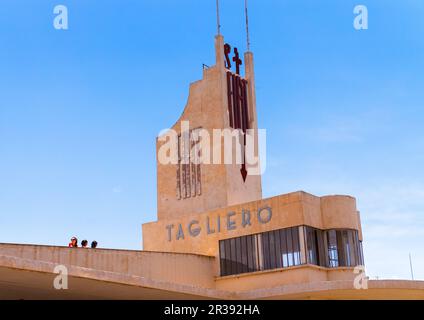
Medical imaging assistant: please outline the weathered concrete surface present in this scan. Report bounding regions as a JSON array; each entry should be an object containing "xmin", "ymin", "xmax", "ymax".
[
  {"xmin": 0, "ymin": 243, "xmax": 230, "ymax": 299},
  {"xmin": 156, "ymin": 35, "xmax": 262, "ymax": 221},
  {"xmin": 143, "ymin": 191, "xmax": 363, "ymax": 258},
  {"xmin": 0, "ymin": 243, "xmax": 217, "ymax": 289},
  {"xmin": 245, "ymin": 279, "xmax": 424, "ymax": 300},
  {"xmin": 1, "ymin": 243, "xmax": 424, "ymax": 300}
]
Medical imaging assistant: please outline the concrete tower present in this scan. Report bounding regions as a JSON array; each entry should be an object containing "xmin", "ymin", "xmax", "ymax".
[{"xmin": 156, "ymin": 35, "xmax": 262, "ymax": 221}]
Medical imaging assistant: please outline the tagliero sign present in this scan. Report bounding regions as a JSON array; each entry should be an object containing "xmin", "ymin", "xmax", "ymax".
[{"xmin": 166, "ymin": 207, "xmax": 272, "ymax": 241}]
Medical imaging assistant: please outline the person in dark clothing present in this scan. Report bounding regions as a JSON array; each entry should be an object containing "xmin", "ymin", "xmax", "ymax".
[
  {"xmin": 91, "ymin": 241, "xmax": 98, "ymax": 249},
  {"xmin": 81, "ymin": 240, "xmax": 88, "ymax": 248}
]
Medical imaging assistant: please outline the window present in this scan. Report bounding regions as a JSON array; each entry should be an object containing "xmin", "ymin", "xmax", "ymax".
[
  {"xmin": 219, "ymin": 226, "xmax": 365, "ymax": 276},
  {"xmin": 219, "ymin": 234, "xmax": 261, "ymax": 276},
  {"xmin": 219, "ymin": 227, "xmax": 302, "ymax": 277},
  {"xmin": 327, "ymin": 230, "xmax": 339, "ymax": 267},
  {"xmin": 305, "ymin": 227, "xmax": 326, "ymax": 267},
  {"xmin": 325, "ymin": 229, "xmax": 363, "ymax": 268}
]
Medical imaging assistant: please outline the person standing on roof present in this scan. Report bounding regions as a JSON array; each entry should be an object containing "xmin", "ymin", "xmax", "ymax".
[{"xmin": 68, "ymin": 237, "xmax": 78, "ymax": 248}]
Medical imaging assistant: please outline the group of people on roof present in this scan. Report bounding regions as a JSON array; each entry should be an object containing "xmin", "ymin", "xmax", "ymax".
[{"xmin": 68, "ymin": 237, "xmax": 98, "ymax": 249}]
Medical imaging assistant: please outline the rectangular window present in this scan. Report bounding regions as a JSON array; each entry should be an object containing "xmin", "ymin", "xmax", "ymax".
[
  {"xmin": 274, "ymin": 230, "xmax": 282, "ymax": 268},
  {"xmin": 268, "ymin": 230, "xmax": 276, "ymax": 269},
  {"xmin": 219, "ymin": 241, "xmax": 226, "ymax": 276},
  {"xmin": 336, "ymin": 230, "xmax": 345, "ymax": 266},
  {"xmin": 241, "ymin": 236, "xmax": 248, "ymax": 273},
  {"xmin": 230, "ymin": 238, "xmax": 237, "ymax": 275},
  {"xmin": 324, "ymin": 229, "xmax": 363, "ymax": 268},
  {"xmin": 292, "ymin": 227, "xmax": 301, "ymax": 266},
  {"xmin": 317, "ymin": 229, "xmax": 326, "ymax": 267},
  {"xmin": 327, "ymin": 230, "xmax": 339, "ymax": 268},
  {"xmin": 286, "ymin": 228, "xmax": 294, "ymax": 267},
  {"xmin": 262, "ymin": 232, "xmax": 270, "ymax": 270},
  {"xmin": 305, "ymin": 227, "xmax": 326, "ymax": 267},
  {"xmin": 219, "ymin": 227, "xmax": 363, "ymax": 276},
  {"xmin": 224, "ymin": 239, "xmax": 231, "ymax": 275},
  {"xmin": 306, "ymin": 227, "xmax": 317, "ymax": 265},
  {"xmin": 280, "ymin": 229, "xmax": 289, "ymax": 268},
  {"xmin": 236, "ymin": 237, "xmax": 243, "ymax": 274}
]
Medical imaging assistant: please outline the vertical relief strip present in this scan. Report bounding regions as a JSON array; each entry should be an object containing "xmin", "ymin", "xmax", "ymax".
[
  {"xmin": 176, "ymin": 134, "xmax": 181, "ymax": 200},
  {"xmin": 180, "ymin": 134, "xmax": 187, "ymax": 199},
  {"xmin": 191, "ymin": 130, "xmax": 197, "ymax": 198},
  {"xmin": 184, "ymin": 131, "xmax": 191, "ymax": 198},
  {"xmin": 176, "ymin": 128, "xmax": 202, "ymax": 200},
  {"xmin": 193, "ymin": 128, "xmax": 202, "ymax": 197},
  {"xmin": 196, "ymin": 131, "xmax": 202, "ymax": 196}
]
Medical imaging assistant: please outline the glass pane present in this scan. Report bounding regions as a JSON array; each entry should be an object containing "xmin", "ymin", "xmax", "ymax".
[
  {"xmin": 343, "ymin": 230, "xmax": 350, "ymax": 266},
  {"xmin": 246, "ymin": 235, "xmax": 253, "ymax": 272},
  {"xmin": 253, "ymin": 234, "xmax": 259, "ymax": 271},
  {"xmin": 292, "ymin": 227, "xmax": 301, "ymax": 266},
  {"xmin": 235, "ymin": 237, "xmax": 243, "ymax": 274},
  {"xmin": 280, "ymin": 229, "xmax": 289, "ymax": 268},
  {"xmin": 316, "ymin": 229, "xmax": 326, "ymax": 267},
  {"xmin": 269, "ymin": 231, "xmax": 276, "ymax": 269},
  {"xmin": 348, "ymin": 230, "xmax": 356, "ymax": 267},
  {"xmin": 327, "ymin": 230, "xmax": 339, "ymax": 267},
  {"xmin": 274, "ymin": 230, "xmax": 282, "ymax": 268},
  {"xmin": 286, "ymin": 228, "xmax": 294, "ymax": 267},
  {"xmin": 219, "ymin": 227, "xmax": 366, "ymax": 276},
  {"xmin": 262, "ymin": 232, "xmax": 270, "ymax": 270},
  {"xmin": 241, "ymin": 236, "xmax": 248, "ymax": 273},
  {"xmin": 336, "ymin": 230, "xmax": 345, "ymax": 266},
  {"xmin": 309, "ymin": 227, "xmax": 317, "ymax": 265},
  {"xmin": 219, "ymin": 241, "xmax": 226, "ymax": 276},
  {"xmin": 230, "ymin": 238, "xmax": 237, "ymax": 274},
  {"xmin": 224, "ymin": 239, "xmax": 232, "ymax": 274}
]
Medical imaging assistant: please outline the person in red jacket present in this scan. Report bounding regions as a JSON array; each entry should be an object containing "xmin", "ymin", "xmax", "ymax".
[{"xmin": 68, "ymin": 237, "xmax": 78, "ymax": 248}]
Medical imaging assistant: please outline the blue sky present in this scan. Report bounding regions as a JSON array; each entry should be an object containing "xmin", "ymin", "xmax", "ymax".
[{"xmin": 0, "ymin": 0, "xmax": 423, "ymax": 280}]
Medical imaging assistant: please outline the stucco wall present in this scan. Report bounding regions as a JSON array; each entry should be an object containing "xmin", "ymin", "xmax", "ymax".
[
  {"xmin": 216, "ymin": 265, "xmax": 324, "ymax": 291},
  {"xmin": 143, "ymin": 191, "xmax": 362, "ymax": 258},
  {"xmin": 0, "ymin": 243, "xmax": 216, "ymax": 289},
  {"xmin": 156, "ymin": 35, "xmax": 262, "ymax": 221}
]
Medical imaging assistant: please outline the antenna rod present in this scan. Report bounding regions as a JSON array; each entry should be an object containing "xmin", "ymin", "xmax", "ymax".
[
  {"xmin": 245, "ymin": 0, "xmax": 251, "ymax": 51},
  {"xmin": 409, "ymin": 253, "xmax": 415, "ymax": 280},
  {"xmin": 216, "ymin": 0, "xmax": 221, "ymax": 35}
]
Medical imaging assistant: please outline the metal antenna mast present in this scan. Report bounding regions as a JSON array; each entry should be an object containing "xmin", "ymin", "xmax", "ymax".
[
  {"xmin": 409, "ymin": 253, "xmax": 415, "ymax": 280},
  {"xmin": 245, "ymin": 0, "xmax": 251, "ymax": 51},
  {"xmin": 216, "ymin": 0, "xmax": 221, "ymax": 35}
]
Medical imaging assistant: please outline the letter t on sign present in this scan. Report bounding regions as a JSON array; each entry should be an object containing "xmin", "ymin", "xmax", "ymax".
[{"xmin": 166, "ymin": 224, "xmax": 174, "ymax": 242}]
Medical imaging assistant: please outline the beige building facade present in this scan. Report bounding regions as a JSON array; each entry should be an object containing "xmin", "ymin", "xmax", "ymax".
[
  {"xmin": 156, "ymin": 35, "xmax": 262, "ymax": 221},
  {"xmin": 0, "ymin": 34, "xmax": 423, "ymax": 300},
  {"xmin": 143, "ymin": 34, "xmax": 365, "ymax": 290}
]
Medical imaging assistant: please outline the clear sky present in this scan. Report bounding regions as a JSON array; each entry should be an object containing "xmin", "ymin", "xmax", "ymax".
[{"xmin": 0, "ymin": 0, "xmax": 423, "ymax": 280}]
